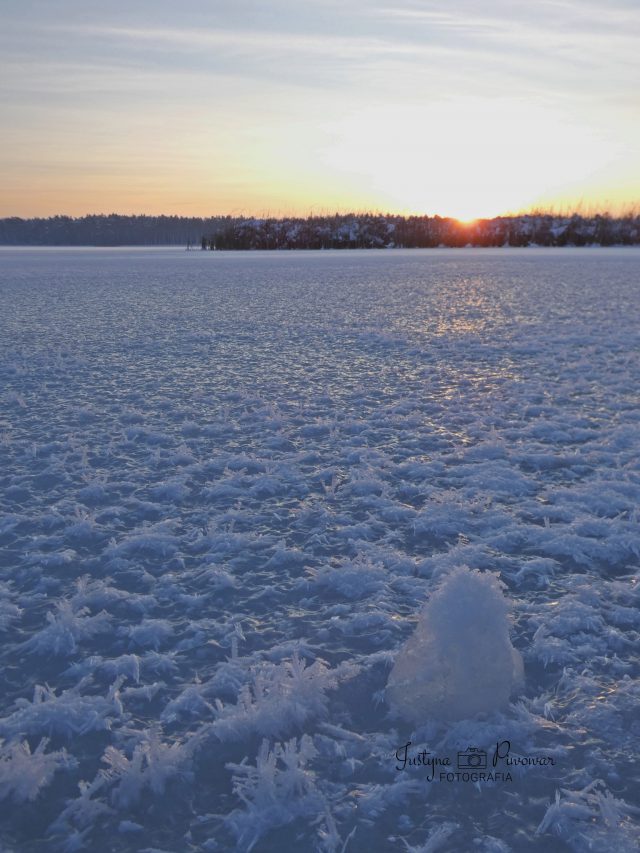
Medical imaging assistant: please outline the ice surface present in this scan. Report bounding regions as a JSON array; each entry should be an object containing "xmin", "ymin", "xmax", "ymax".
[
  {"xmin": 386, "ymin": 566, "xmax": 524, "ymax": 721},
  {"xmin": 1, "ymin": 247, "xmax": 639, "ymax": 851}
]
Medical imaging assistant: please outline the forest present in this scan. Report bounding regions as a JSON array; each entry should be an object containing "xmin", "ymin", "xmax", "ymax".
[{"xmin": 1, "ymin": 212, "xmax": 639, "ymax": 248}]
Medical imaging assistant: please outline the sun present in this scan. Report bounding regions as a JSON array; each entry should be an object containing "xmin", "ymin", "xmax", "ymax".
[{"xmin": 316, "ymin": 98, "xmax": 618, "ymax": 221}]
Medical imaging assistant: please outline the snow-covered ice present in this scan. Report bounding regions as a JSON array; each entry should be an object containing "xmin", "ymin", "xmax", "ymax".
[{"xmin": 1, "ymin": 246, "xmax": 639, "ymax": 851}]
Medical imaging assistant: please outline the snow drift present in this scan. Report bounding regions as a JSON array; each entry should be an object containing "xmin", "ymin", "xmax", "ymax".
[{"xmin": 386, "ymin": 566, "xmax": 524, "ymax": 722}]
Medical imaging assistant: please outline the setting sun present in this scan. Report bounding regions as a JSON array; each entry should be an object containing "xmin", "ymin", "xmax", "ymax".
[{"xmin": 313, "ymin": 98, "xmax": 629, "ymax": 220}]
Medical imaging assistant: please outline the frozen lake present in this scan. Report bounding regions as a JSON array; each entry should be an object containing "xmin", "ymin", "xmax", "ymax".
[{"xmin": 1, "ymin": 247, "xmax": 639, "ymax": 852}]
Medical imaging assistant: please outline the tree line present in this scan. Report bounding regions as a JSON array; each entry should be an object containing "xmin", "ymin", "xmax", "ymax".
[
  {"xmin": 1, "ymin": 212, "xmax": 638, "ymax": 248},
  {"xmin": 203, "ymin": 213, "xmax": 640, "ymax": 249},
  {"xmin": 0, "ymin": 215, "xmax": 224, "ymax": 246}
]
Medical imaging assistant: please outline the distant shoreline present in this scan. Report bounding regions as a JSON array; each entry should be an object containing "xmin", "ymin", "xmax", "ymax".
[
  {"xmin": 2, "ymin": 244, "xmax": 639, "ymax": 252},
  {"xmin": 1, "ymin": 212, "xmax": 638, "ymax": 248}
]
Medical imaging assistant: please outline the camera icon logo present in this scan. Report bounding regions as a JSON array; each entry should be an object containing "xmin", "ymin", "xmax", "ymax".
[{"xmin": 457, "ymin": 747, "xmax": 487, "ymax": 770}]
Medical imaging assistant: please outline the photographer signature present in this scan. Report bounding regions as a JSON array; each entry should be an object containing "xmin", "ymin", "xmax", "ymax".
[{"xmin": 396, "ymin": 740, "xmax": 556, "ymax": 782}]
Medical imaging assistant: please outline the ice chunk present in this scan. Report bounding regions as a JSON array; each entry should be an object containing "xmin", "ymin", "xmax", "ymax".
[{"xmin": 386, "ymin": 566, "xmax": 523, "ymax": 722}]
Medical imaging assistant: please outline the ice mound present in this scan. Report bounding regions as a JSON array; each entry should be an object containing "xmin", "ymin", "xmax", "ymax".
[{"xmin": 387, "ymin": 566, "xmax": 523, "ymax": 722}]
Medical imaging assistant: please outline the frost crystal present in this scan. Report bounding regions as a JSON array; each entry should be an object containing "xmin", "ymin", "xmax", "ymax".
[
  {"xmin": 225, "ymin": 735, "xmax": 323, "ymax": 851},
  {"xmin": 101, "ymin": 729, "xmax": 193, "ymax": 808},
  {"xmin": 0, "ymin": 738, "xmax": 77, "ymax": 803},
  {"xmin": 211, "ymin": 653, "xmax": 353, "ymax": 741},
  {"xmin": 21, "ymin": 599, "xmax": 112, "ymax": 657}
]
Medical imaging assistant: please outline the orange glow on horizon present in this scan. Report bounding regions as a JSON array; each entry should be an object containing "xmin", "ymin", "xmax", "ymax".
[{"xmin": 1, "ymin": 89, "xmax": 638, "ymax": 221}]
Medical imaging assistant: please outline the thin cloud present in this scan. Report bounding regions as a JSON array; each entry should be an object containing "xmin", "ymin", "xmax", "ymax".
[{"xmin": 52, "ymin": 23, "xmax": 421, "ymax": 60}]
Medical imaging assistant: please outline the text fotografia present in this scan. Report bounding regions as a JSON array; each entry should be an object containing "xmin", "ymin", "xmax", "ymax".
[{"xmin": 395, "ymin": 741, "xmax": 556, "ymax": 783}]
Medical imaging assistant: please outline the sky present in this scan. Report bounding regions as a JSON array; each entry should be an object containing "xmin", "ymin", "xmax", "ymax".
[{"xmin": 1, "ymin": 0, "xmax": 639, "ymax": 220}]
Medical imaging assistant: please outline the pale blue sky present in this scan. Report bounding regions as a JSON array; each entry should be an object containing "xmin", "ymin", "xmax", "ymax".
[{"xmin": 2, "ymin": 0, "xmax": 638, "ymax": 217}]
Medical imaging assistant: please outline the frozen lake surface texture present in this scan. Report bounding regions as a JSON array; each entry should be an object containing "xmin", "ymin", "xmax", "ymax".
[{"xmin": 1, "ymin": 247, "xmax": 639, "ymax": 853}]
